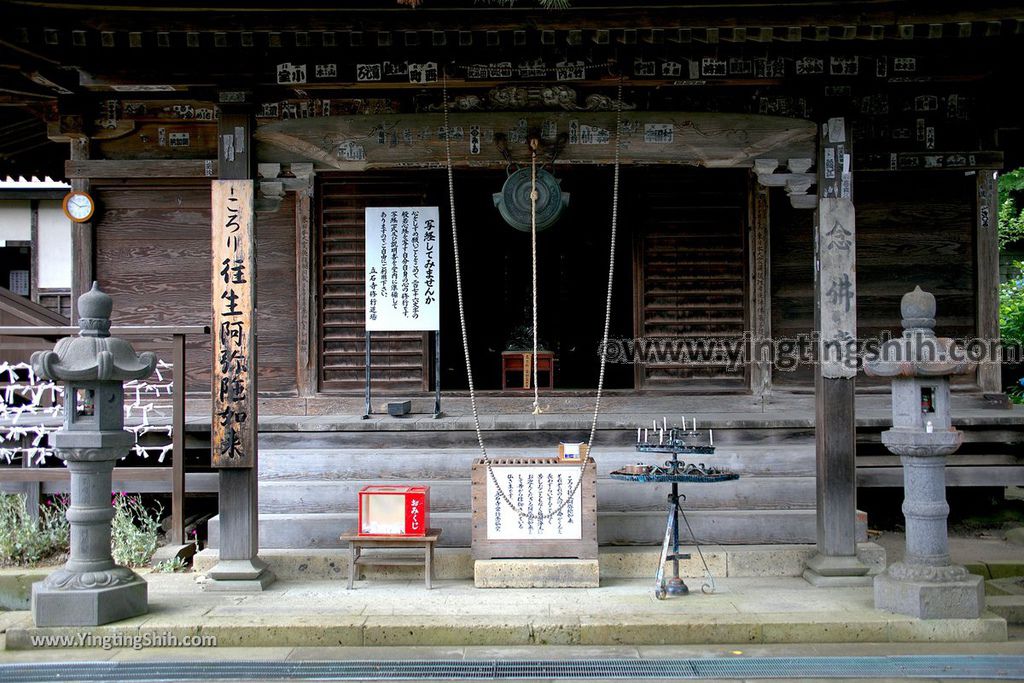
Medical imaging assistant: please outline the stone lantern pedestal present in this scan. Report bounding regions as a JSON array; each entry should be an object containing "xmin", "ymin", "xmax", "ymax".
[
  {"xmin": 30, "ymin": 283, "xmax": 157, "ymax": 626},
  {"xmin": 864, "ymin": 286, "xmax": 983, "ymax": 619}
]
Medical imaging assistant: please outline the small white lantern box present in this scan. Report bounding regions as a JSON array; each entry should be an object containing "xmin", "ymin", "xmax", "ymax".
[
  {"xmin": 358, "ymin": 485, "xmax": 431, "ymax": 536},
  {"xmin": 558, "ymin": 442, "xmax": 589, "ymax": 462}
]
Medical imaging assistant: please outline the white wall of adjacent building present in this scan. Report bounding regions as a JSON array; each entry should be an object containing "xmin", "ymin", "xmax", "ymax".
[
  {"xmin": 36, "ymin": 200, "xmax": 72, "ymax": 289},
  {"xmin": 0, "ymin": 200, "xmax": 32, "ymax": 242}
]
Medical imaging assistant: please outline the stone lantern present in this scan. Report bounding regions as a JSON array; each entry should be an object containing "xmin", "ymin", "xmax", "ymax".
[
  {"xmin": 863, "ymin": 286, "xmax": 982, "ymax": 619},
  {"xmin": 30, "ymin": 282, "xmax": 157, "ymax": 626}
]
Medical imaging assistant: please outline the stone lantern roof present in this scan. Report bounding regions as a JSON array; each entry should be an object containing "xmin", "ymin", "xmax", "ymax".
[
  {"xmin": 862, "ymin": 286, "xmax": 974, "ymax": 379},
  {"xmin": 31, "ymin": 282, "xmax": 157, "ymax": 382}
]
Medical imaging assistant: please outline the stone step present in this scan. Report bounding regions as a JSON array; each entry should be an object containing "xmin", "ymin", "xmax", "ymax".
[
  {"xmin": 257, "ymin": 446, "xmax": 817, "ymax": 480},
  {"xmin": 192, "ymin": 543, "xmax": 887, "ymax": 580},
  {"xmin": 257, "ymin": 425, "xmax": 817, "ymax": 449},
  {"xmin": 256, "ymin": 476, "xmax": 816, "ymax": 514},
  {"xmin": 208, "ymin": 510, "xmax": 868, "ymax": 549}
]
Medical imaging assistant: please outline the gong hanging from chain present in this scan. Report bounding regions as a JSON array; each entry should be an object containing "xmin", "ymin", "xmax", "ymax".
[
  {"xmin": 492, "ymin": 132, "xmax": 570, "ymax": 232},
  {"xmin": 493, "ymin": 167, "xmax": 569, "ymax": 232}
]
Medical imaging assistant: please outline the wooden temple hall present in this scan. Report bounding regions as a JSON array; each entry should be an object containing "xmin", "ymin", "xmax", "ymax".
[{"xmin": 2, "ymin": 1, "xmax": 1024, "ymax": 568}]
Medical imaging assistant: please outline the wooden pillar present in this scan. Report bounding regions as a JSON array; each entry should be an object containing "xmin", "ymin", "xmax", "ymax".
[
  {"xmin": 69, "ymin": 137, "xmax": 92, "ymax": 322},
  {"xmin": 206, "ymin": 97, "xmax": 274, "ymax": 590},
  {"xmin": 749, "ymin": 176, "xmax": 772, "ymax": 395},
  {"xmin": 294, "ymin": 170, "xmax": 317, "ymax": 399},
  {"xmin": 804, "ymin": 118, "xmax": 870, "ymax": 586},
  {"xmin": 976, "ymin": 171, "xmax": 1001, "ymax": 395}
]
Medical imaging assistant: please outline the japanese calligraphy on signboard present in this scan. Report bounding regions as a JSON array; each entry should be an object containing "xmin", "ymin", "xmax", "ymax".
[
  {"xmin": 211, "ymin": 180, "xmax": 256, "ymax": 468},
  {"xmin": 486, "ymin": 466, "xmax": 583, "ymax": 540},
  {"xmin": 364, "ymin": 207, "xmax": 440, "ymax": 331}
]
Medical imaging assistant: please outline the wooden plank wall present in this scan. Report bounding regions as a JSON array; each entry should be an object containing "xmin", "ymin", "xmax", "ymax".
[
  {"xmin": 634, "ymin": 168, "xmax": 747, "ymax": 389},
  {"xmin": 93, "ymin": 182, "xmax": 298, "ymax": 395},
  {"xmin": 771, "ymin": 172, "xmax": 976, "ymax": 388},
  {"xmin": 318, "ymin": 173, "xmax": 429, "ymax": 393}
]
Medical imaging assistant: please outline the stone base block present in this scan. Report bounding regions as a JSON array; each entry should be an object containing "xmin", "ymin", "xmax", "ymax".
[
  {"xmin": 802, "ymin": 552, "xmax": 872, "ymax": 587},
  {"xmin": 874, "ymin": 571, "xmax": 985, "ymax": 620},
  {"xmin": 32, "ymin": 577, "xmax": 147, "ymax": 627},
  {"xmin": 474, "ymin": 559, "xmax": 599, "ymax": 588},
  {"xmin": 801, "ymin": 570, "xmax": 874, "ymax": 588},
  {"xmin": 204, "ymin": 557, "xmax": 276, "ymax": 592},
  {"xmin": 203, "ymin": 573, "xmax": 277, "ymax": 592}
]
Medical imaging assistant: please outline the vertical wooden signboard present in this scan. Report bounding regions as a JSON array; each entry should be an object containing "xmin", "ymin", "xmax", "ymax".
[{"xmin": 212, "ymin": 179, "xmax": 256, "ymax": 468}]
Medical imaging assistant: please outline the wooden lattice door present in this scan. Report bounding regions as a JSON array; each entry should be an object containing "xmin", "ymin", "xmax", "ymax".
[{"xmin": 318, "ymin": 173, "xmax": 432, "ymax": 393}]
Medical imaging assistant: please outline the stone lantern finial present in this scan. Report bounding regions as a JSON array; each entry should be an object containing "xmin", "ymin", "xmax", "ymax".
[
  {"xmin": 77, "ymin": 281, "xmax": 113, "ymax": 338},
  {"xmin": 900, "ymin": 285, "xmax": 936, "ymax": 332},
  {"xmin": 31, "ymin": 283, "xmax": 156, "ymax": 384}
]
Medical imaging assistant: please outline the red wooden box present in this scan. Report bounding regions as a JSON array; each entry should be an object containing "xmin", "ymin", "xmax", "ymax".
[{"xmin": 357, "ymin": 485, "xmax": 430, "ymax": 536}]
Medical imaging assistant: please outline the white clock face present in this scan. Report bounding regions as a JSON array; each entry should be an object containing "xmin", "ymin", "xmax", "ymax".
[{"xmin": 66, "ymin": 194, "xmax": 93, "ymax": 221}]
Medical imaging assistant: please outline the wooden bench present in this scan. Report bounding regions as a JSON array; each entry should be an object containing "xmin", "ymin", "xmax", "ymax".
[{"xmin": 340, "ymin": 528, "xmax": 442, "ymax": 589}]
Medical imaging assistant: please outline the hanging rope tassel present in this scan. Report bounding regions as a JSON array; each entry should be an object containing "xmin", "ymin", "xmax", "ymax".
[{"xmin": 530, "ymin": 137, "xmax": 542, "ymax": 415}]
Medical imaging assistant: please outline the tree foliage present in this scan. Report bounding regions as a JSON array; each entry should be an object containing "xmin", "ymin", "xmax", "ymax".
[
  {"xmin": 1000, "ymin": 261, "xmax": 1024, "ymax": 344},
  {"xmin": 999, "ymin": 168, "xmax": 1024, "ymax": 249}
]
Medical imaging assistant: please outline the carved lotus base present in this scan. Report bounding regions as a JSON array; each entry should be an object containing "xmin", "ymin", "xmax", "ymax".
[
  {"xmin": 43, "ymin": 565, "xmax": 140, "ymax": 590},
  {"xmin": 32, "ymin": 572, "xmax": 147, "ymax": 626}
]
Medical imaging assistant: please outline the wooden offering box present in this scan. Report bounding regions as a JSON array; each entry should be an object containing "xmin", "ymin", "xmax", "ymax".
[
  {"xmin": 358, "ymin": 485, "xmax": 430, "ymax": 536},
  {"xmin": 471, "ymin": 458, "xmax": 597, "ymax": 560}
]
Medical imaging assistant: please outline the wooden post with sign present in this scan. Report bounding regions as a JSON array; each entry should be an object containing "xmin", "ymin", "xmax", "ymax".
[
  {"xmin": 976, "ymin": 172, "xmax": 1002, "ymax": 396},
  {"xmin": 804, "ymin": 117, "xmax": 870, "ymax": 586},
  {"xmin": 211, "ymin": 180, "xmax": 256, "ymax": 469},
  {"xmin": 206, "ymin": 101, "xmax": 274, "ymax": 591}
]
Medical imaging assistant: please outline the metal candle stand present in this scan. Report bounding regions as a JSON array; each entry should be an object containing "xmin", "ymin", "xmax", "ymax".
[{"xmin": 612, "ymin": 427, "xmax": 738, "ymax": 600}]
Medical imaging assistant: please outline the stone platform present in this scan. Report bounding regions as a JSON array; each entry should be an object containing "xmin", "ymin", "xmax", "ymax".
[
  {"xmin": 194, "ymin": 543, "xmax": 886, "ymax": 581},
  {"xmin": 1, "ymin": 571, "xmax": 1006, "ymax": 649}
]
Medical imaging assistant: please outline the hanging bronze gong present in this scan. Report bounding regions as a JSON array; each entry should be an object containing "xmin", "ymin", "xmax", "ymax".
[{"xmin": 493, "ymin": 167, "xmax": 570, "ymax": 232}]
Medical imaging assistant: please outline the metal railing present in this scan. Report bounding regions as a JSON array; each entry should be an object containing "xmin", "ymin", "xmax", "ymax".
[{"xmin": 0, "ymin": 325, "xmax": 209, "ymax": 545}]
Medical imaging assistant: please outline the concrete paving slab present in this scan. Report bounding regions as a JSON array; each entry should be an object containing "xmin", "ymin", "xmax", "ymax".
[
  {"xmin": 1, "ymin": 572, "xmax": 1011, "ymax": 650},
  {"xmin": 579, "ymin": 614, "xmax": 763, "ymax": 646},
  {"xmin": 287, "ymin": 645, "xmax": 465, "ymax": 660},
  {"xmin": 757, "ymin": 612, "xmax": 891, "ymax": 643},
  {"xmin": 197, "ymin": 615, "xmax": 367, "ymax": 647},
  {"xmin": 362, "ymin": 615, "xmax": 534, "ymax": 646},
  {"xmin": 462, "ymin": 645, "xmax": 642, "ymax": 659},
  {"xmin": 885, "ymin": 612, "xmax": 1008, "ymax": 642},
  {"xmin": 109, "ymin": 646, "xmax": 296, "ymax": 661}
]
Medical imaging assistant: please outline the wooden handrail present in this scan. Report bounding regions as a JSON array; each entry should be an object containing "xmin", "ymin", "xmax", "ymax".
[{"xmin": 1, "ymin": 325, "xmax": 209, "ymax": 546}]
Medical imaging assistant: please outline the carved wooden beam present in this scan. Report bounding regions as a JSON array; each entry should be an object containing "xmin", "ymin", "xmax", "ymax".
[{"xmin": 255, "ymin": 111, "xmax": 816, "ymax": 171}]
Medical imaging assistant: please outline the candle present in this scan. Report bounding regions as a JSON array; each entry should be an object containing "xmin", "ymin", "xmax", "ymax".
[
  {"xmin": 653, "ymin": 420, "xmax": 657, "ymax": 431},
  {"xmin": 663, "ymin": 416, "xmax": 667, "ymax": 431},
  {"xmin": 637, "ymin": 427, "xmax": 641, "ymax": 443},
  {"xmin": 692, "ymin": 418, "xmax": 697, "ymax": 431},
  {"xmin": 659, "ymin": 430, "xmax": 663, "ymax": 444},
  {"xmin": 681, "ymin": 415, "xmax": 686, "ymax": 429},
  {"xmin": 709, "ymin": 429, "xmax": 714, "ymax": 446},
  {"xmin": 644, "ymin": 428, "xmax": 648, "ymax": 442}
]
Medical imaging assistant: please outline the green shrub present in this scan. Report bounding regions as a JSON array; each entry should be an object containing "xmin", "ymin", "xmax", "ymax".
[
  {"xmin": 153, "ymin": 556, "xmax": 189, "ymax": 573},
  {"xmin": 111, "ymin": 493, "xmax": 162, "ymax": 568},
  {"xmin": 1000, "ymin": 261, "xmax": 1024, "ymax": 345},
  {"xmin": 0, "ymin": 493, "xmax": 70, "ymax": 566}
]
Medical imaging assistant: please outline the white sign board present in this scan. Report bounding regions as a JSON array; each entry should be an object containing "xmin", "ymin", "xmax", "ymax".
[
  {"xmin": 365, "ymin": 207, "xmax": 440, "ymax": 331},
  {"xmin": 486, "ymin": 466, "xmax": 582, "ymax": 540}
]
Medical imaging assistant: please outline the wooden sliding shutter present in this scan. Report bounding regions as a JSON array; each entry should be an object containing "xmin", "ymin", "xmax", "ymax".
[
  {"xmin": 634, "ymin": 169, "xmax": 748, "ymax": 389},
  {"xmin": 318, "ymin": 173, "xmax": 430, "ymax": 393}
]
